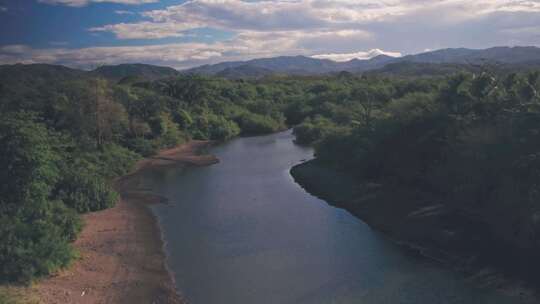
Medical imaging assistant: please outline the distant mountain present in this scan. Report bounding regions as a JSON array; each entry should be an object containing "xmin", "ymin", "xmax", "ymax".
[
  {"xmin": 2, "ymin": 46, "xmax": 540, "ymax": 84},
  {"xmin": 399, "ymin": 46, "xmax": 540, "ymax": 65},
  {"xmin": 185, "ymin": 46, "xmax": 540, "ymax": 78},
  {"xmin": 93, "ymin": 47, "xmax": 540, "ymax": 81},
  {"xmin": 366, "ymin": 62, "xmax": 479, "ymax": 78},
  {"xmin": 185, "ymin": 55, "xmax": 344, "ymax": 76},
  {"xmin": 0, "ymin": 64, "xmax": 85, "ymax": 102},
  {"xmin": 344, "ymin": 55, "xmax": 396, "ymax": 72},
  {"xmin": 215, "ymin": 65, "xmax": 276, "ymax": 79},
  {"xmin": 0, "ymin": 63, "xmax": 85, "ymax": 83},
  {"xmin": 0, "ymin": 63, "xmax": 183, "ymax": 110},
  {"xmin": 91, "ymin": 63, "xmax": 179, "ymax": 82},
  {"xmin": 0, "ymin": 63, "xmax": 181, "ymax": 89}
]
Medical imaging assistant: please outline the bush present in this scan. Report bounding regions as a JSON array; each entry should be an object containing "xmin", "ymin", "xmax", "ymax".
[
  {"xmin": 208, "ymin": 115, "xmax": 241, "ymax": 140},
  {"xmin": 235, "ymin": 112, "xmax": 284, "ymax": 135},
  {"xmin": 284, "ymin": 99, "xmax": 313, "ymax": 125},
  {"xmin": 84, "ymin": 143, "xmax": 140, "ymax": 179},
  {"xmin": 55, "ymin": 171, "xmax": 119, "ymax": 213},
  {"xmin": 190, "ymin": 112, "xmax": 240, "ymax": 141},
  {"xmin": 150, "ymin": 112, "xmax": 187, "ymax": 149},
  {"xmin": 125, "ymin": 137, "xmax": 157, "ymax": 157},
  {"xmin": 386, "ymin": 92, "xmax": 439, "ymax": 123},
  {"xmin": 0, "ymin": 199, "xmax": 81, "ymax": 283},
  {"xmin": 51, "ymin": 142, "xmax": 138, "ymax": 214},
  {"xmin": 293, "ymin": 116, "xmax": 339, "ymax": 145},
  {"xmin": 0, "ymin": 114, "xmax": 81, "ymax": 283}
]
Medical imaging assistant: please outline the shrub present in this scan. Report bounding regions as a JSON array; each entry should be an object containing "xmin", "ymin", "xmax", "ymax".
[
  {"xmin": 235, "ymin": 112, "xmax": 284, "ymax": 135},
  {"xmin": 55, "ymin": 172, "xmax": 119, "ymax": 213},
  {"xmin": 190, "ymin": 112, "xmax": 240, "ymax": 141},
  {"xmin": 293, "ymin": 116, "xmax": 339, "ymax": 145},
  {"xmin": 125, "ymin": 137, "xmax": 157, "ymax": 157}
]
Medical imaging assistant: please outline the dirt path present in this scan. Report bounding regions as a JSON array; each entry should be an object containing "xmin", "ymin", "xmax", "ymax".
[{"xmin": 32, "ymin": 141, "xmax": 218, "ymax": 304}]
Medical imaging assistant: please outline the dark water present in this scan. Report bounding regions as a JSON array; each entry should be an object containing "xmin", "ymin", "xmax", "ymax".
[{"xmin": 142, "ymin": 131, "xmax": 529, "ymax": 304}]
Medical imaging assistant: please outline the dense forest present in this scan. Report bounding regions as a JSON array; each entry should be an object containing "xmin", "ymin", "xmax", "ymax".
[
  {"xmin": 0, "ymin": 64, "xmax": 304, "ymax": 283},
  {"xmin": 291, "ymin": 69, "xmax": 540, "ymax": 281},
  {"xmin": 1, "ymin": 62, "xmax": 540, "ymax": 288}
]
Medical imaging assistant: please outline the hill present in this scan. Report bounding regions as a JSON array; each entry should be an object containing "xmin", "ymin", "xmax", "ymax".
[
  {"xmin": 185, "ymin": 46, "xmax": 540, "ymax": 78},
  {"xmin": 91, "ymin": 63, "xmax": 179, "ymax": 82},
  {"xmin": 215, "ymin": 65, "xmax": 276, "ymax": 79}
]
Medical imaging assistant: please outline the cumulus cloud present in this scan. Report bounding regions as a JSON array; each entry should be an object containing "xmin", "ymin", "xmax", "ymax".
[
  {"xmin": 0, "ymin": 33, "xmax": 312, "ymax": 70},
  {"xmin": 0, "ymin": 43, "xmax": 219, "ymax": 69},
  {"xmin": 0, "ymin": 45, "xmax": 33, "ymax": 54},
  {"xmin": 38, "ymin": 0, "xmax": 157, "ymax": 7},
  {"xmin": 0, "ymin": 32, "xmax": 396, "ymax": 69},
  {"xmin": 115, "ymin": 10, "xmax": 135, "ymax": 15},
  {"xmin": 90, "ymin": 22, "xmax": 190, "ymax": 39},
  {"xmin": 85, "ymin": 0, "xmax": 540, "ymax": 57},
  {"xmin": 95, "ymin": 0, "xmax": 403, "ymax": 38},
  {"xmin": 93, "ymin": 0, "xmax": 540, "ymax": 40},
  {"xmin": 312, "ymin": 49, "xmax": 402, "ymax": 62},
  {"xmin": 5, "ymin": 0, "xmax": 540, "ymax": 68}
]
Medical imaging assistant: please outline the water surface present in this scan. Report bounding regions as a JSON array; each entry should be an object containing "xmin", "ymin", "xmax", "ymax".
[{"xmin": 142, "ymin": 131, "xmax": 529, "ymax": 304}]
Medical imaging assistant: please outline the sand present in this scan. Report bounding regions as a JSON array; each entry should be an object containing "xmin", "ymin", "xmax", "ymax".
[{"xmin": 32, "ymin": 140, "xmax": 218, "ymax": 304}]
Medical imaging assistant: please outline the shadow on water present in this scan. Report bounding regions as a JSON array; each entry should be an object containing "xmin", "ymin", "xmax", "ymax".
[{"xmin": 139, "ymin": 130, "xmax": 531, "ymax": 304}]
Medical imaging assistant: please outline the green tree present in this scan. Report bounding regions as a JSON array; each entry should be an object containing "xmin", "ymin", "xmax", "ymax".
[{"xmin": 0, "ymin": 113, "xmax": 81, "ymax": 282}]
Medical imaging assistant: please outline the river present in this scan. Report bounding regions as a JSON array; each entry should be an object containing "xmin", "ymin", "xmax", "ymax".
[{"xmin": 140, "ymin": 130, "xmax": 529, "ymax": 304}]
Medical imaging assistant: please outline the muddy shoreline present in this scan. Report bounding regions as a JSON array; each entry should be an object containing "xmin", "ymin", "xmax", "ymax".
[{"xmin": 33, "ymin": 141, "xmax": 218, "ymax": 304}]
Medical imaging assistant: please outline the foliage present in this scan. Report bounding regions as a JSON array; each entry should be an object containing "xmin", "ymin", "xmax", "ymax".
[
  {"xmin": 125, "ymin": 137, "xmax": 157, "ymax": 157},
  {"xmin": 0, "ymin": 114, "xmax": 81, "ymax": 282},
  {"xmin": 293, "ymin": 116, "xmax": 341, "ymax": 145},
  {"xmin": 3, "ymin": 62, "xmax": 540, "ymax": 286},
  {"xmin": 54, "ymin": 171, "xmax": 119, "ymax": 213},
  {"xmin": 0, "ymin": 286, "xmax": 40, "ymax": 304},
  {"xmin": 235, "ymin": 111, "xmax": 285, "ymax": 135},
  {"xmin": 308, "ymin": 71, "xmax": 540, "ymax": 259},
  {"xmin": 190, "ymin": 111, "xmax": 240, "ymax": 141},
  {"xmin": 150, "ymin": 112, "xmax": 187, "ymax": 148}
]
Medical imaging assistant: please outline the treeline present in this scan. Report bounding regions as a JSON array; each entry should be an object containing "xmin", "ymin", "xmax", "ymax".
[
  {"xmin": 3, "ymin": 62, "xmax": 540, "ymax": 284},
  {"xmin": 294, "ymin": 70, "xmax": 540, "ymax": 271},
  {"xmin": 0, "ymin": 70, "xmax": 308, "ymax": 283},
  {"xmin": 301, "ymin": 71, "xmax": 540, "ymax": 208}
]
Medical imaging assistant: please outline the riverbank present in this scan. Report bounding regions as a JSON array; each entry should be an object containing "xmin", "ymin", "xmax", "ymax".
[
  {"xmin": 29, "ymin": 140, "xmax": 218, "ymax": 304},
  {"xmin": 291, "ymin": 159, "xmax": 538, "ymax": 302}
]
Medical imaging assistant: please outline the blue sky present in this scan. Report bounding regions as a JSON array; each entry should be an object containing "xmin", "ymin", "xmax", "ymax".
[
  {"xmin": 0, "ymin": 1, "xmax": 210, "ymax": 48},
  {"xmin": 1, "ymin": 0, "xmax": 540, "ymax": 69}
]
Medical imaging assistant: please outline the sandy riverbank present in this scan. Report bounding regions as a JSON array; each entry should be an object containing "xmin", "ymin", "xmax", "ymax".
[{"xmin": 32, "ymin": 140, "xmax": 218, "ymax": 304}]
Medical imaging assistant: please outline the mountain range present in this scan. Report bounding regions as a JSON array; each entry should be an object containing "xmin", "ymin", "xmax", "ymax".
[
  {"xmin": 2, "ymin": 46, "xmax": 540, "ymax": 82},
  {"xmin": 184, "ymin": 46, "xmax": 540, "ymax": 78}
]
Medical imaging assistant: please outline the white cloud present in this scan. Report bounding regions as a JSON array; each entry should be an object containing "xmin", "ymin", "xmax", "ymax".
[
  {"xmin": 90, "ymin": 22, "xmax": 191, "ymax": 39},
  {"xmin": 98, "ymin": 0, "xmax": 402, "ymax": 39},
  {"xmin": 0, "ymin": 6, "xmax": 7, "ymax": 12},
  {"xmin": 0, "ymin": 35, "xmax": 309, "ymax": 70},
  {"xmin": 0, "ymin": 37, "xmax": 402, "ymax": 69},
  {"xmin": 500, "ymin": 25, "xmax": 540, "ymax": 35},
  {"xmin": 312, "ymin": 49, "xmax": 402, "ymax": 62},
  {"xmin": 0, "ymin": 45, "xmax": 32, "ymax": 54},
  {"xmin": 93, "ymin": 0, "xmax": 540, "ymax": 40},
  {"xmin": 38, "ymin": 0, "xmax": 158, "ymax": 7},
  {"xmin": 115, "ymin": 10, "xmax": 135, "ymax": 15},
  {"xmin": 5, "ymin": 0, "xmax": 540, "ymax": 68},
  {"xmin": 83, "ymin": 0, "xmax": 540, "ymax": 61}
]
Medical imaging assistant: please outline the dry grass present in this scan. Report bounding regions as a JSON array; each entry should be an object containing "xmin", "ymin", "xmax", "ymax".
[{"xmin": 0, "ymin": 285, "xmax": 40, "ymax": 304}]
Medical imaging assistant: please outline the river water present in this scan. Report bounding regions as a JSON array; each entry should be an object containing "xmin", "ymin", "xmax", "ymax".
[{"xmin": 141, "ymin": 130, "xmax": 529, "ymax": 304}]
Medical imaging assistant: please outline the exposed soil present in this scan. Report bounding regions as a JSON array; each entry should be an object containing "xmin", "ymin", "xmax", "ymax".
[{"xmin": 32, "ymin": 140, "xmax": 218, "ymax": 304}]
